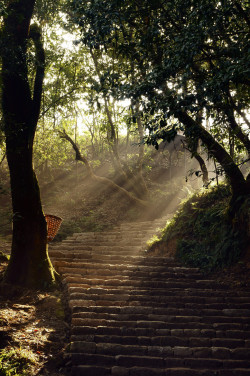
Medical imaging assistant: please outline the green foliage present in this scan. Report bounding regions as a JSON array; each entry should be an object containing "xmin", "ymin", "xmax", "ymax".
[
  {"xmin": 146, "ymin": 234, "xmax": 160, "ymax": 249},
  {"xmin": 0, "ymin": 348, "xmax": 37, "ymax": 376},
  {"xmin": 68, "ymin": 0, "xmax": 250, "ymax": 200},
  {"xmin": 157, "ymin": 184, "xmax": 248, "ymax": 271}
]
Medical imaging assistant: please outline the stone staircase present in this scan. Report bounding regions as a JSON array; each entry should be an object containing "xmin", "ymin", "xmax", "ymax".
[{"xmin": 49, "ymin": 218, "xmax": 250, "ymax": 376}]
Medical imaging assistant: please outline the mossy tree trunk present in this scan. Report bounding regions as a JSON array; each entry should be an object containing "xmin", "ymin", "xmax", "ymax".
[{"xmin": 1, "ymin": 0, "xmax": 55, "ymax": 288}]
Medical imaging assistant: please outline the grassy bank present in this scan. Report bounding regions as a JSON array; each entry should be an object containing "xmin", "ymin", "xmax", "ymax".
[{"xmin": 149, "ymin": 184, "xmax": 250, "ymax": 272}]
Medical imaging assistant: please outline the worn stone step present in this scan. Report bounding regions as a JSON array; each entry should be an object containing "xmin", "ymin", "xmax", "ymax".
[
  {"xmin": 67, "ymin": 281, "xmax": 234, "ymax": 295},
  {"xmin": 64, "ymin": 275, "xmax": 231, "ymax": 289},
  {"xmin": 71, "ymin": 364, "xmax": 250, "ymax": 376},
  {"xmin": 70, "ymin": 333, "xmax": 250, "ymax": 348},
  {"xmin": 69, "ymin": 293, "xmax": 236, "ymax": 305},
  {"xmin": 71, "ymin": 316, "xmax": 250, "ymax": 330},
  {"xmin": 65, "ymin": 280, "xmax": 223, "ymax": 292},
  {"xmin": 67, "ymin": 287, "xmax": 249, "ymax": 300},
  {"xmin": 71, "ymin": 308, "xmax": 250, "ymax": 321},
  {"xmin": 66, "ymin": 286, "xmax": 250, "ymax": 308},
  {"xmin": 54, "ymin": 262, "xmax": 204, "ymax": 274},
  {"xmin": 63, "ymin": 275, "xmax": 210, "ymax": 287},
  {"xmin": 50, "ymin": 217, "xmax": 250, "ymax": 375},
  {"xmin": 71, "ymin": 305, "xmax": 250, "ymax": 316},
  {"xmin": 60, "ymin": 270, "xmax": 211, "ymax": 282},
  {"xmin": 55, "ymin": 262, "xmax": 201, "ymax": 276},
  {"xmin": 70, "ymin": 353, "xmax": 250, "ymax": 372},
  {"xmin": 68, "ymin": 295, "xmax": 250, "ymax": 310},
  {"xmin": 57, "ymin": 266, "xmax": 219, "ymax": 282},
  {"xmin": 54, "ymin": 261, "xmax": 192, "ymax": 273},
  {"xmin": 49, "ymin": 245, "xmax": 143, "ymax": 252},
  {"xmin": 78, "ymin": 300, "xmax": 250, "ymax": 310},
  {"xmin": 50, "ymin": 254, "xmax": 180, "ymax": 266},
  {"xmin": 58, "ymin": 241, "xmax": 146, "ymax": 248},
  {"xmin": 52, "ymin": 258, "xmax": 186, "ymax": 270},
  {"xmin": 71, "ymin": 230, "xmax": 158, "ymax": 239},
  {"xmin": 71, "ymin": 322, "xmax": 250, "ymax": 337},
  {"xmin": 70, "ymin": 341, "xmax": 250, "ymax": 359}
]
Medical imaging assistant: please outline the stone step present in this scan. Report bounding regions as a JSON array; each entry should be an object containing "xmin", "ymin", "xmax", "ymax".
[
  {"xmin": 60, "ymin": 271, "xmax": 212, "ymax": 282},
  {"xmin": 51, "ymin": 257, "xmax": 185, "ymax": 269},
  {"xmin": 70, "ymin": 353, "xmax": 250, "ymax": 372},
  {"xmin": 68, "ymin": 299, "xmax": 250, "ymax": 313},
  {"xmin": 55, "ymin": 260, "xmax": 186, "ymax": 268},
  {"xmin": 63, "ymin": 276, "xmax": 212, "ymax": 289},
  {"xmin": 59, "ymin": 240, "xmax": 145, "ymax": 246},
  {"xmin": 66, "ymin": 285, "xmax": 250, "ymax": 300},
  {"xmin": 50, "ymin": 254, "xmax": 178, "ymax": 265},
  {"xmin": 49, "ymin": 245, "xmax": 143, "ymax": 252},
  {"xmin": 71, "ymin": 229, "xmax": 160, "ymax": 237},
  {"xmin": 71, "ymin": 316, "xmax": 250, "ymax": 329},
  {"xmin": 55, "ymin": 262, "xmax": 204, "ymax": 275},
  {"xmin": 71, "ymin": 309, "xmax": 250, "ymax": 322},
  {"xmin": 64, "ymin": 281, "xmax": 232, "ymax": 294},
  {"xmin": 70, "ymin": 341, "xmax": 250, "ymax": 359},
  {"xmin": 66, "ymin": 286, "xmax": 250, "ymax": 300},
  {"xmin": 55, "ymin": 261, "xmax": 203, "ymax": 275},
  {"xmin": 71, "ymin": 304, "xmax": 250, "ymax": 315},
  {"xmin": 52, "ymin": 257, "xmax": 184, "ymax": 268},
  {"xmin": 70, "ymin": 331, "xmax": 250, "ymax": 345},
  {"xmin": 51, "ymin": 217, "xmax": 250, "ymax": 375},
  {"xmin": 71, "ymin": 322, "xmax": 250, "ymax": 336},
  {"xmin": 66, "ymin": 232, "xmax": 150, "ymax": 238},
  {"xmin": 71, "ymin": 364, "xmax": 250, "ymax": 376}
]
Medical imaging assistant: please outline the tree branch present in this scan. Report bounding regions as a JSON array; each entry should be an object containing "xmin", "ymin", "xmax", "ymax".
[
  {"xmin": 233, "ymin": 0, "xmax": 250, "ymax": 27},
  {"xmin": 39, "ymin": 87, "xmax": 83, "ymax": 119},
  {"xmin": 59, "ymin": 130, "xmax": 147, "ymax": 207}
]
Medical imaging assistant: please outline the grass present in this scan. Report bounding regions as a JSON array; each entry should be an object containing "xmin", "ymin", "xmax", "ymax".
[
  {"xmin": 149, "ymin": 183, "xmax": 250, "ymax": 272},
  {"xmin": 0, "ymin": 348, "xmax": 38, "ymax": 376}
]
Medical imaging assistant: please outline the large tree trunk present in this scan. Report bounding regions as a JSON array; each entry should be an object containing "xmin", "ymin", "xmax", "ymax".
[
  {"xmin": 1, "ymin": 0, "xmax": 55, "ymax": 288},
  {"xmin": 4, "ymin": 145, "xmax": 54, "ymax": 287}
]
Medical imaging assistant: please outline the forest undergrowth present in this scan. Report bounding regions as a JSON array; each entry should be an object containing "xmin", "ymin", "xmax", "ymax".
[{"xmin": 148, "ymin": 183, "xmax": 250, "ymax": 283}]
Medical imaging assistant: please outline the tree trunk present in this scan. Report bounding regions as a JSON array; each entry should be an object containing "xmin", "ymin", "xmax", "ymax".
[
  {"xmin": 194, "ymin": 152, "xmax": 209, "ymax": 185},
  {"xmin": 176, "ymin": 110, "xmax": 250, "ymax": 207},
  {"xmin": 4, "ymin": 145, "xmax": 54, "ymax": 287},
  {"xmin": 132, "ymin": 103, "xmax": 148, "ymax": 198},
  {"xmin": 1, "ymin": 0, "xmax": 55, "ymax": 288}
]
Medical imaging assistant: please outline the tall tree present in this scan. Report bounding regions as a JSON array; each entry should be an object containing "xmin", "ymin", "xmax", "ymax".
[
  {"xmin": 69, "ymin": 0, "xmax": 250, "ymax": 211},
  {"xmin": 1, "ymin": 0, "xmax": 55, "ymax": 288}
]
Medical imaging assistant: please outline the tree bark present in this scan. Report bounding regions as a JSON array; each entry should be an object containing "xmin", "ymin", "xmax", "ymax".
[
  {"xmin": 4, "ymin": 146, "xmax": 54, "ymax": 287},
  {"xmin": 1, "ymin": 0, "xmax": 55, "ymax": 288},
  {"xmin": 194, "ymin": 152, "xmax": 209, "ymax": 185}
]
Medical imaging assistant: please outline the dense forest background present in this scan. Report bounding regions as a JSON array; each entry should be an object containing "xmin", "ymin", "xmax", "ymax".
[{"xmin": 0, "ymin": 0, "xmax": 249, "ymax": 287}]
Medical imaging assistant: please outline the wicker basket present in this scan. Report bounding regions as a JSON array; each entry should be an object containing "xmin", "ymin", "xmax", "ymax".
[{"xmin": 45, "ymin": 214, "xmax": 63, "ymax": 242}]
